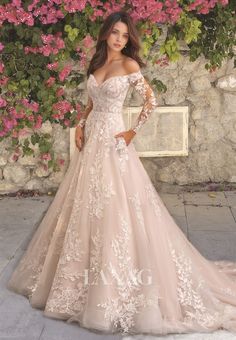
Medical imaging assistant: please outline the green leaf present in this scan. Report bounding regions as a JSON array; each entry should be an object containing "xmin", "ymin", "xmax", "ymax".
[{"xmin": 64, "ymin": 25, "xmax": 72, "ymax": 33}]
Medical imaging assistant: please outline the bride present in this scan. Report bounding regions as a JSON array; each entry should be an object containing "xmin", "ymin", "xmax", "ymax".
[{"xmin": 7, "ymin": 10, "xmax": 236, "ymax": 336}]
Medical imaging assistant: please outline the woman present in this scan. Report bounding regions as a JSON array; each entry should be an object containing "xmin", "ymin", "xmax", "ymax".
[{"xmin": 7, "ymin": 10, "xmax": 236, "ymax": 336}]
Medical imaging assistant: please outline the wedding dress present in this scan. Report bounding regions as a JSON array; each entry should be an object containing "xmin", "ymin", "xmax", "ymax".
[{"xmin": 7, "ymin": 69, "xmax": 236, "ymax": 336}]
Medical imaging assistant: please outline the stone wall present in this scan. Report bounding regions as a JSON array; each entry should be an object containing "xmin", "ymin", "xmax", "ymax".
[
  {"xmin": 0, "ymin": 54, "xmax": 235, "ymax": 194},
  {"xmin": 0, "ymin": 122, "xmax": 70, "ymax": 194},
  {"xmin": 145, "ymin": 55, "xmax": 236, "ymax": 187}
]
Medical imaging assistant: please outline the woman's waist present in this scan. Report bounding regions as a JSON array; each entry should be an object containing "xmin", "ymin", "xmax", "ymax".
[
  {"xmin": 85, "ymin": 112, "xmax": 126, "ymax": 133},
  {"xmin": 91, "ymin": 106, "xmax": 123, "ymax": 113}
]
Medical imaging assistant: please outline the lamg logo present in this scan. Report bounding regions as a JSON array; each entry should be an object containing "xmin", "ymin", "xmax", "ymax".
[{"xmin": 78, "ymin": 268, "xmax": 154, "ymax": 286}]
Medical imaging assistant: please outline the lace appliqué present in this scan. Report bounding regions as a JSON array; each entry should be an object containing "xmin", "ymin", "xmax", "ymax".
[
  {"xmin": 168, "ymin": 240, "xmax": 220, "ymax": 328},
  {"xmin": 89, "ymin": 227, "xmax": 104, "ymax": 285},
  {"xmin": 97, "ymin": 214, "xmax": 160, "ymax": 334},
  {"xmin": 45, "ymin": 225, "xmax": 104, "ymax": 318},
  {"xmin": 220, "ymin": 287, "xmax": 236, "ymax": 297},
  {"xmin": 17, "ymin": 242, "xmax": 49, "ymax": 299},
  {"xmin": 128, "ymin": 193, "xmax": 145, "ymax": 229},
  {"xmin": 45, "ymin": 228, "xmax": 87, "ymax": 316},
  {"xmin": 129, "ymin": 71, "xmax": 158, "ymax": 134},
  {"xmin": 87, "ymin": 148, "xmax": 116, "ymax": 219},
  {"xmin": 68, "ymin": 194, "xmax": 83, "ymax": 228},
  {"xmin": 115, "ymin": 136, "xmax": 129, "ymax": 173},
  {"xmin": 145, "ymin": 182, "xmax": 161, "ymax": 217}
]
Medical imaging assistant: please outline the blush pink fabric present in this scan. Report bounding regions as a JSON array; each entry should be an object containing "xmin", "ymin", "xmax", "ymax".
[{"xmin": 7, "ymin": 71, "xmax": 236, "ymax": 336}]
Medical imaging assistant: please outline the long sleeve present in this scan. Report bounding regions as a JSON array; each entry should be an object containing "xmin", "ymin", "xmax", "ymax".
[
  {"xmin": 128, "ymin": 70, "xmax": 158, "ymax": 134},
  {"xmin": 77, "ymin": 96, "xmax": 93, "ymax": 128}
]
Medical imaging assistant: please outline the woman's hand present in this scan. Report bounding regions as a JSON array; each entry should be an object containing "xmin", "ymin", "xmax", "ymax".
[
  {"xmin": 75, "ymin": 125, "xmax": 84, "ymax": 151},
  {"xmin": 114, "ymin": 129, "xmax": 136, "ymax": 146}
]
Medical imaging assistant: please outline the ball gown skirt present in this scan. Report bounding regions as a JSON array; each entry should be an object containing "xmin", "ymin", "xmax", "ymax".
[{"xmin": 7, "ymin": 70, "xmax": 236, "ymax": 336}]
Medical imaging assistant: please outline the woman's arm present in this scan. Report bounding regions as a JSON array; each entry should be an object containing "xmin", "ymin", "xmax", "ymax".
[
  {"xmin": 77, "ymin": 95, "xmax": 93, "ymax": 128},
  {"xmin": 129, "ymin": 72, "xmax": 157, "ymax": 134},
  {"xmin": 126, "ymin": 60, "xmax": 158, "ymax": 134}
]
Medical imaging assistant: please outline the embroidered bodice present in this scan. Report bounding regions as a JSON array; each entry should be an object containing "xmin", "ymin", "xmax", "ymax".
[{"xmin": 78, "ymin": 70, "xmax": 158, "ymax": 133}]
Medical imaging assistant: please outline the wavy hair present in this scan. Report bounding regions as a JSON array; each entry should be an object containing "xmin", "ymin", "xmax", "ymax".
[{"xmin": 87, "ymin": 11, "xmax": 146, "ymax": 77}]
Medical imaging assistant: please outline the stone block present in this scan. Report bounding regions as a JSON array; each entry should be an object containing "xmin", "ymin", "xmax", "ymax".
[
  {"xmin": 25, "ymin": 178, "xmax": 44, "ymax": 191},
  {"xmin": 3, "ymin": 164, "xmax": 30, "ymax": 185},
  {"xmin": 216, "ymin": 74, "xmax": 236, "ymax": 92},
  {"xmin": 224, "ymin": 93, "xmax": 236, "ymax": 114},
  {"xmin": 188, "ymin": 230, "xmax": 236, "ymax": 261},
  {"xmin": 190, "ymin": 76, "xmax": 212, "ymax": 92},
  {"xmin": 185, "ymin": 205, "xmax": 236, "ymax": 231}
]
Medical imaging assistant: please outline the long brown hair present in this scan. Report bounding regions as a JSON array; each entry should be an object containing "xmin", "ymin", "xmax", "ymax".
[{"xmin": 87, "ymin": 11, "xmax": 146, "ymax": 77}]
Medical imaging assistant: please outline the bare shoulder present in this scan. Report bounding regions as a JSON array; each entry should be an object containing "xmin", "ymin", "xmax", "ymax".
[{"xmin": 123, "ymin": 57, "xmax": 140, "ymax": 74}]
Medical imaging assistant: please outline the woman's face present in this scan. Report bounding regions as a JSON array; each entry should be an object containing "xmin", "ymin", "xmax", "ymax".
[{"xmin": 106, "ymin": 21, "xmax": 129, "ymax": 52}]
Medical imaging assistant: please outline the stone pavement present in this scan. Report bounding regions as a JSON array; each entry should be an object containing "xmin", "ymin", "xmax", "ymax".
[{"xmin": 0, "ymin": 191, "xmax": 236, "ymax": 340}]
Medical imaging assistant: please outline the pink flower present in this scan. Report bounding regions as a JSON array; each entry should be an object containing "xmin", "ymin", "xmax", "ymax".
[
  {"xmin": 34, "ymin": 115, "xmax": 43, "ymax": 129},
  {"xmin": 0, "ymin": 62, "xmax": 4, "ymax": 73},
  {"xmin": 58, "ymin": 158, "xmax": 65, "ymax": 166},
  {"xmin": 18, "ymin": 128, "xmax": 30, "ymax": 137},
  {"xmin": 12, "ymin": 154, "xmax": 19, "ymax": 162},
  {"xmin": 3, "ymin": 117, "xmax": 17, "ymax": 130},
  {"xmin": 27, "ymin": 114, "xmax": 34, "ymax": 122},
  {"xmin": 0, "ymin": 76, "xmax": 9, "ymax": 85},
  {"xmin": 31, "ymin": 102, "xmax": 39, "ymax": 113},
  {"xmin": 12, "ymin": 0, "xmax": 21, "ymax": 7},
  {"xmin": 21, "ymin": 98, "xmax": 39, "ymax": 112},
  {"xmin": 77, "ymin": 51, "xmax": 87, "ymax": 69},
  {"xmin": 24, "ymin": 46, "xmax": 38, "ymax": 54},
  {"xmin": 47, "ymin": 62, "xmax": 59, "ymax": 70},
  {"xmin": 59, "ymin": 65, "xmax": 72, "ymax": 81},
  {"xmin": 28, "ymin": 0, "xmax": 40, "ymax": 12},
  {"xmin": 0, "ymin": 97, "xmax": 7, "ymax": 107},
  {"xmin": 82, "ymin": 35, "xmax": 94, "ymax": 49},
  {"xmin": 0, "ymin": 43, "xmax": 4, "ymax": 52},
  {"xmin": 46, "ymin": 76, "xmax": 56, "ymax": 87},
  {"xmin": 53, "ymin": 100, "xmax": 72, "ymax": 117},
  {"xmin": 52, "ymin": 113, "xmax": 61, "ymax": 120},
  {"xmin": 39, "ymin": 45, "xmax": 52, "ymax": 56},
  {"xmin": 31, "ymin": 1, "xmax": 64, "ymax": 24},
  {"xmin": 64, "ymin": 0, "xmax": 87, "ymax": 13},
  {"xmin": 14, "ymin": 109, "xmax": 26, "ymax": 119},
  {"xmin": 63, "ymin": 119, "xmax": 70, "ymax": 126},
  {"xmin": 11, "ymin": 130, "xmax": 19, "ymax": 138},
  {"xmin": 41, "ymin": 34, "xmax": 54, "ymax": 44},
  {"xmin": 41, "ymin": 152, "xmax": 51, "ymax": 161},
  {"xmin": 56, "ymin": 87, "xmax": 64, "ymax": 97},
  {"xmin": 9, "ymin": 107, "xmax": 17, "ymax": 117}
]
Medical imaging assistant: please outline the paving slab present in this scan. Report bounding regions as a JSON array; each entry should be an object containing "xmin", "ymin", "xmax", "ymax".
[
  {"xmin": 0, "ymin": 292, "xmax": 44, "ymax": 339},
  {"xmin": 1, "ymin": 195, "xmax": 236, "ymax": 340},
  {"xmin": 123, "ymin": 330, "xmax": 236, "ymax": 339},
  {"xmin": 159, "ymin": 193, "xmax": 184, "ymax": 206},
  {"xmin": 0, "ymin": 196, "xmax": 53, "ymax": 275},
  {"xmin": 39, "ymin": 317, "xmax": 122, "ymax": 340},
  {"xmin": 232, "ymin": 207, "xmax": 236, "ymax": 221},
  {"xmin": 185, "ymin": 205, "xmax": 236, "ymax": 231},
  {"xmin": 183, "ymin": 192, "xmax": 228, "ymax": 206},
  {"xmin": 188, "ymin": 230, "xmax": 236, "ymax": 261},
  {"xmin": 225, "ymin": 191, "xmax": 236, "ymax": 208}
]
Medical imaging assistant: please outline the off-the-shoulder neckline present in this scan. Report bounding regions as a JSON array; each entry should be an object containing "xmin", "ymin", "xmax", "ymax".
[{"xmin": 90, "ymin": 70, "xmax": 142, "ymax": 87}]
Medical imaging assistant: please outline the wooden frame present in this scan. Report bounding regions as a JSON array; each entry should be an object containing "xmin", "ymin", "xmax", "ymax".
[{"xmin": 70, "ymin": 106, "xmax": 189, "ymax": 158}]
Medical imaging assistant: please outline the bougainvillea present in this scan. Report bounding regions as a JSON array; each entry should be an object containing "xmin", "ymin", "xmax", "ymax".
[{"xmin": 0, "ymin": 0, "xmax": 235, "ymax": 171}]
